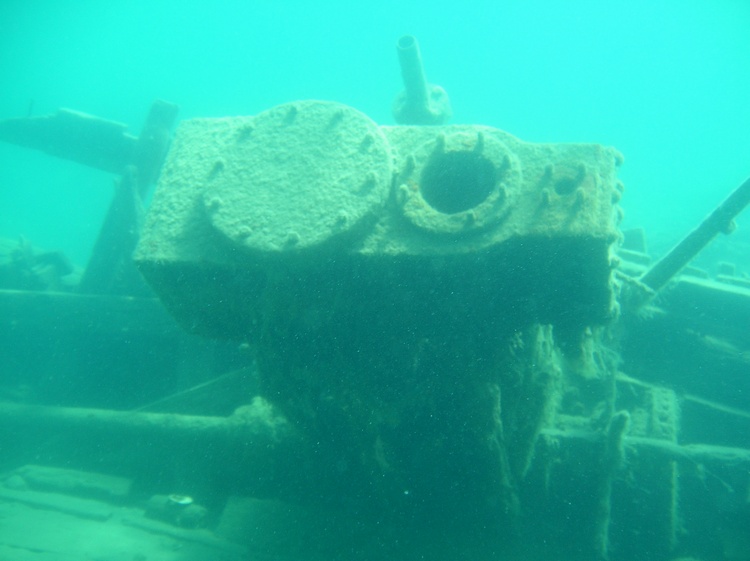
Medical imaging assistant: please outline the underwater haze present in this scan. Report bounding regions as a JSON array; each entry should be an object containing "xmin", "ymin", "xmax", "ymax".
[
  {"xmin": 2, "ymin": 2, "xmax": 750, "ymax": 561},
  {"xmin": 1, "ymin": 0, "xmax": 750, "ymax": 268}
]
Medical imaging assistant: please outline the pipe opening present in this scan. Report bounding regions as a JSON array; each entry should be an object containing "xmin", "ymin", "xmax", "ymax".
[
  {"xmin": 420, "ymin": 151, "xmax": 497, "ymax": 214},
  {"xmin": 398, "ymin": 35, "xmax": 417, "ymax": 50}
]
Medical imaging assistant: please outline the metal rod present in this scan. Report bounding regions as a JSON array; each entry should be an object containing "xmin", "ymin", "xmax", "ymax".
[
  {"xmin": 640, "ymin": 175, "xmax": 750, "ymax": 292},
  {"xmin": 392, "ymin": 35, "xmax": 452, "ymax": 125},
  {"xmin": 0, "ymin": 399, "xmax": 302, "ymax": 496},
  {"xmin": 396, "ymin": 35, "xmax": 429, "ymax": 107}
]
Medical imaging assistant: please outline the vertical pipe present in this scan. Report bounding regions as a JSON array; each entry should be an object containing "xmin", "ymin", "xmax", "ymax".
[{"xmin": 396, "ymin": 35, "xmax": 429, "ymax": 106}]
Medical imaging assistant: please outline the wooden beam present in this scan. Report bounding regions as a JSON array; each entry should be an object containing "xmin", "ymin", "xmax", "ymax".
[
  {"xmin": 0, "ymin": 109, "xmax": 136, "ymax": 174},
  {"xmin": 0, "ymin": 289, "xmax": 180, "ymax": 336}
]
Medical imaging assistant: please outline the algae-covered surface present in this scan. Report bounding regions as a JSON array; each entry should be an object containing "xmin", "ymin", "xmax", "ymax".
[{"xmin": 1, "ymin": 2, "xmax": 749, "ymax": 560}]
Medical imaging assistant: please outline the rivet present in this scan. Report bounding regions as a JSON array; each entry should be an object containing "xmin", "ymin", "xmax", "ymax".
[
  {"xmin": 283, "ymin": 104, "xmax": 298, "ymax": 124},
  {"xmin": 403, "ymin": 155, "xmax": 416, "ymax": 178},
  {"xmin": 540, "ymin": 188, "xmax": 551, "ymax": 206},
  {"xmin": 360, "ymin": 133, "xmax": 375, "ymax": 152},
  {"xmin": 335, "ymin": 210, "xmax": 349, "ymax": 226},
  {"xmin": 208, "ymin": 159, "xmax": 225, "ymax": 180},
  {"xmin": 499, "ymin": 154, "xmax": 511, "ymax": 172},
  {"xmin": 237, "ymin": 124, "xmax": 254, "ymax": 142},
  {"xmin": 396, "ymin": 184, "xmax": 410, "ymax": 206},
  {"xmin": 434, "ymin": 133, "xmax": 446, "ymax": 153},
  {"xmin": 285, "ymin": 231, "xmax": 300, "ymax": 246},
  {"xmin": 206, "ymin": 196, "xmax": 223, "ymax": 211},
  {"xmin": 721, "ymin": 219, "xmax": 737, "ymax": 235},
  {"xmin": 329, "ymin": 109, "xmax": 345, "ymax": 128},
  {"xmin": 473, "ymin": 132, "xmax": 485, "ymax": 154},
  {"xmin": 360, "ymin": 171, "xmax": 377, "ymax": 193},
  {"xmin": 574, "ymin": 187, "xmax": 586, "ymax": 207},
  {"xmin": 611, "ymin": 182, "xmax": 623, "ymax": 203}
]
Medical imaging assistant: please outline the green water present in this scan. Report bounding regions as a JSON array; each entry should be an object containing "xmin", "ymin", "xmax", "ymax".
[
  {"xmin": 1, "ymin": 1, "xmax": 749, "ymax": 560},
  {"xmin": 2, "ymin": 0, "xmax": 749, "ymax": 268}
]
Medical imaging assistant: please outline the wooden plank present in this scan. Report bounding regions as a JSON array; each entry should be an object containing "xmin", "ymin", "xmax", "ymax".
[
  {"xmin": 0, "ymin": 289, "xmax": 180, "ymax": 336},
  {"xmin": 0, "ymin": 488, "xmax": 114, "ymax": 521},
  {"xmin": 0, "ymin": 109, "xmax": 135, "ymax": 174},
  {"xmin": 662, "ymin": 276, "xmax": 750, "ymax": 346},
  {"xmin": 78, "ymin": 100, "xmax": 179, "ymax": 295},
  {"xmin": 77, "ymin": 167, "xmax": 144, "ymax": 294},
  {"xmin": 133, "ymin": 99, "xmax": 180, "ymax": 195}
]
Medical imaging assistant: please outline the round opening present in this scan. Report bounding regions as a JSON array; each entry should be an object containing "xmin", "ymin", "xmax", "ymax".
[
  {"xmin": 398, "ymin": 35, "xmax": 417, "ymax": 50},
  {"xmin": 554, "ymin": 177, "xmax": 578, "ymax": 195},
  {"xmin": 420, "ymin": 151, "xmax": 497, "ymax": 214}
]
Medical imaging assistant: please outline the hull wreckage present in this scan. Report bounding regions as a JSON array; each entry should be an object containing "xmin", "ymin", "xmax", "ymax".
[{"xmin": 1, "ymin": 36, "xmax": 749, "ymax": 561}]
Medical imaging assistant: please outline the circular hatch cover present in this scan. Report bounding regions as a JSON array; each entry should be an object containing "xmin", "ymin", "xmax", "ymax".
[{"xmin": 203, "ymin": 101, "xmax": 392, "ymax": 252}]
